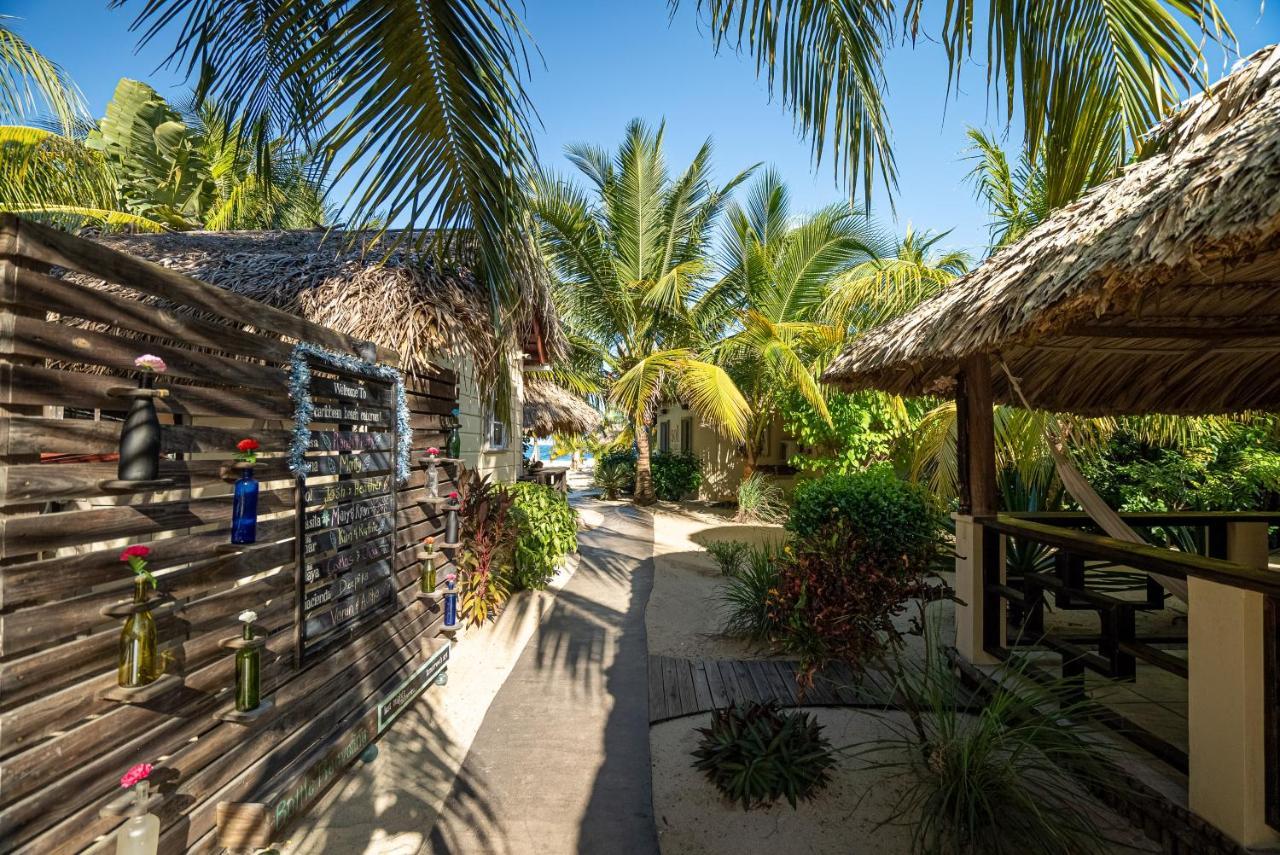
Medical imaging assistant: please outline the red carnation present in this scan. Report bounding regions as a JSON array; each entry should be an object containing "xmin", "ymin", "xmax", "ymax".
[
  {"xmin": 427, "ymin": 447, "xmax": 440, "ymax": 456},
  {"xmin": 234, "ymin": 437, "xmax": 260, "ymax": 464},
  {"xmin": 120, "ymin": 762, "xmax": 153, "ymax": 789},
  {"xmin": 120, "ymin": 545, "xmax": 150, "ymax": 561}
]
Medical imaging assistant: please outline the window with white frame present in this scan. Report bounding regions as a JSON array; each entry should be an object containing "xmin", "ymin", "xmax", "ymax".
[{"xmin": 485, "ymin": 400, "xmax": 508, "ymax": 450}]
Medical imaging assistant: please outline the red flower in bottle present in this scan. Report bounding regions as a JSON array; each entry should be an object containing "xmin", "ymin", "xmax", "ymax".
[{"xmin": 120, "ymin": 762, "xmax": 153, "ymax": 789}]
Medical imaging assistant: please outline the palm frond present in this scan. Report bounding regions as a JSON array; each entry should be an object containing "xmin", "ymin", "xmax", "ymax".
[{"xmin": 0, "ymin": 18, "xmax": 85, "ymax": 131}]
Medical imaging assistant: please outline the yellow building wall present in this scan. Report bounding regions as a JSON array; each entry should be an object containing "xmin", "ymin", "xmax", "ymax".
[
  {"xmin": 653, "ymin": 402, "xmax": 796, "ymax": 502},
  {"xmin": 444, "ymin": 353, "xmax": 523, "ymax": 485}
]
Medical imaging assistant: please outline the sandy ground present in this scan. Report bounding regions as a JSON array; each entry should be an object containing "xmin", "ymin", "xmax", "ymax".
[
  {"xmin": 277, "ymin": 507, "xmax": 606, "ymax": 854},
  {"xmin": 646, "ymin": 505, "xmax": 788, "ymax": 660},
  {"xmin": 651, "ymin": 708, "xmax": 1159, "ymax": 855}
]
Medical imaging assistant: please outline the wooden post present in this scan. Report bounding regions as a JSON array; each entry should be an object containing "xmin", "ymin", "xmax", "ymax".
[
  {"xmin": 1187, "ymin": 521, "xmax": 1280, "ymax": 847},
  {"xmin": 953, "ymin": 354, "xmax": 1002, "ymax": 665},
  {"xmin": 962, "ymin": 355, "xmax": 997, "ymax": 518}
]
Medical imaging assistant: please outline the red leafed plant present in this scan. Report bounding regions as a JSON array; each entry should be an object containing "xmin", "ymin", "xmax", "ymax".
[{"xmin": 455, "ymin": 470, "xmax": 515, "ymax": 627}]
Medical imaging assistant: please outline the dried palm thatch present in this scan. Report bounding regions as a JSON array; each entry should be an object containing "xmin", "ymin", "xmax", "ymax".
[
  {"xmin": 522, "ymin": 380, "xmax": 601, "ymax": 437},
  {"xmin": 823, "ymin": 45, "xmax": 1280, "ymax": 416},
  {"xmin": 58, "ymin": 229, "xmax": 559, "ymax": 378}
]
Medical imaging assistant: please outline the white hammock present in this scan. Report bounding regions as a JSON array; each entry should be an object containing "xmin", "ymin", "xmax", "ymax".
[{"xmin": 998, "ymin": 361, "xmax": 1190, "ymax": 603}]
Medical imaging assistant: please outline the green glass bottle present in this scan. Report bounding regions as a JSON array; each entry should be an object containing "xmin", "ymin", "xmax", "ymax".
[
  {"xmin": 118, "ymin": 578, "xmax": 159, "ymax": 688},
  {"xmin": 420, "ymin": 537, "xmax": 438, "ymax": 592},
  {"xmin": 235, "ymin": 617, "xmax": 260, "ymax": 712}
]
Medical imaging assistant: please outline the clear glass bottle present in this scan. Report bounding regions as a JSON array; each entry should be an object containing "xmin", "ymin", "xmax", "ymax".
[
  {"xmin": 446, "ymin": 407, "xmax": 462, "ymax": 459},
  {"xmin": 115, "ymin": 781, "xmax": 159, "ymax": 855},
  {"xmin": 426, "ymin": 459, "xmax": 440, "ymax": 497},
  {"xmin": 118, "ymin": 578, "xmax": 158, "ymax": 688},
  {"xmin": 235, "ymin": 619, "xmax": 260, "ymax": 712},
  {"xmin": 231, "ymin": 467, "xmax": 259, "ymax": 544}
]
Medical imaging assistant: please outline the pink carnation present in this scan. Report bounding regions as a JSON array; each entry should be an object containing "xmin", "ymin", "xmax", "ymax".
[
  {"xmin": 119, "ymin": 544, "xmax": 150, "ymax": 561},
  {"xmin": 120, "ymin": 762, "xmax": 152, "ymax": 789},
  {"xmin": 134, "ymin": 354, "xmax": 167, "ymax": 373},
  {"xmin": 445, "ymin": 573, "xmax": 457, "ymax": 583},
  {"xmin": 426, "ymin": 447, "xmax": 440, "ymax": 456}
]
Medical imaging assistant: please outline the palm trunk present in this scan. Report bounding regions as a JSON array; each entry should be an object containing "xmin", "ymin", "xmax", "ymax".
[
  {"xmin": 634, "ymin": 420, "xmax": 656, "ymax": 505},
  {"xmin": 742, "ymin": 445, "xmax": 757, "ymax": 481}
]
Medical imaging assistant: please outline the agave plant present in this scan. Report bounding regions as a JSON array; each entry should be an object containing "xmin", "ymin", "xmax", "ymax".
[{"xmin": 692, "ymin": 700, "xmax": 835, "ymax": 811}]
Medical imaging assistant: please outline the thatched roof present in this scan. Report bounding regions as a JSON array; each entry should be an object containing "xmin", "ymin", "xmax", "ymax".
[
  {"xmin": 522, "ymin": 380, "xmax": 601, "ymax": 437},
  {"xmin": 61, "ymin": 229, "xmax": 559, "ymax": 377},
  {"xmin": 823, "ymin": 45, "xmax": 1280, "ymax": 416}
]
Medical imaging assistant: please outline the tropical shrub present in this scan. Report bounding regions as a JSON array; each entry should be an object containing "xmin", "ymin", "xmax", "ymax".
[
  {"xmin": 780, "ymin": 389, "xmax": 916, "ymax": 476},
  {"xmin": 456, "ymin": 471, "xmax": 515, "ymax": 627},
  {"xmin": 861, "ymin": 640, "xmax": 1119, "ymax": 855},
  {"xmin": 772, "ymin": 468, "xmax": 944, "ymax": 679},
  {"xmin": 504, "ymin": 482, "xmax": 577, "ymax": 590},
  {"xmin": 702, "ymin": 539, "xmax": 747, "ymax": 576},
  {"xmin": 692, "ymin": 700, "xmax": 835, "ymax": 811},
  {"xmin": 596, "ymin": 448, "xmax": 638, "ymax": 495},
  {"xmin": 735, "ymin": 472, "xmax": 787, "ymax": 523},
  {"xmin": 651, "ymin": 451, "xmax": 702, "ymax": 501},
  {"xmin": 593, "ymin": 457, "xmax": 632, "ymax": 500},
  {"xmin": 719, "ymin": 544, "xmax": 782, "ymax": 642}
]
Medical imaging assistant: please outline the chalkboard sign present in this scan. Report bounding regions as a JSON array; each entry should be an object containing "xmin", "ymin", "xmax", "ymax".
[{"xmin": 293, "ymin": 361, "xmax": 400, "ymax": 664}]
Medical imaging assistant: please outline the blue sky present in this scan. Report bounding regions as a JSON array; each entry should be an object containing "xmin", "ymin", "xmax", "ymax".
[{"xmin": 7, "ymin": 1, "xmax": 1279, "ymax": 256}]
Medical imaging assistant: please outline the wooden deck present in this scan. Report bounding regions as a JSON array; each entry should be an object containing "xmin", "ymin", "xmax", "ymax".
[{"xmin": 647, "ymin": 655, "xmax": 887, "ymax": 723}]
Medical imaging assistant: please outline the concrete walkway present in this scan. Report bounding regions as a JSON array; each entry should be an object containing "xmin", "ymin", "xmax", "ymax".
[{"xmin": 429, "ymin": 503, "xmax": 660, "ymax": 854}]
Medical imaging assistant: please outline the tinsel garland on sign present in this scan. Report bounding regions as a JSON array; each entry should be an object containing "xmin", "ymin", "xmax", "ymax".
[{"xmin": 287, "ymin": 342, "xmax": 412, "ymax": 483}]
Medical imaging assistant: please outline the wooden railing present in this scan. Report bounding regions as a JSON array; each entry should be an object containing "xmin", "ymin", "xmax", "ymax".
[{"xmin": 978, "ymin": 512, "xmax": 1280, "ymax": 776}]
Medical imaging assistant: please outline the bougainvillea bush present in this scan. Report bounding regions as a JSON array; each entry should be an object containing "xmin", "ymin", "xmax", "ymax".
[
  {"xmin": 770, "ymin": 467, "xmax": 944, "ymax": 681},
  {"xmin": 505, "ymin": 481, "xmax": 577, "ymax": 590}
]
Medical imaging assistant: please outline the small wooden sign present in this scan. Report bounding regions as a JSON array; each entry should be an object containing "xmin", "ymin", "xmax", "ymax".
[{"xmin": 378, "ymin": 642, "xmax": 450, "ymax": 733}]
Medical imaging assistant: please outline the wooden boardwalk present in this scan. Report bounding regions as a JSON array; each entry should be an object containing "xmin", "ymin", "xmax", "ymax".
[{"xmin": 647, "ymin": 655, "xmax": 887, "ymax": 723}]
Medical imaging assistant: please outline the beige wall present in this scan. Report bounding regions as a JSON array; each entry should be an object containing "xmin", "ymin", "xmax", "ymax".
[
  {"xmin": 652, "ymin": 402, "xmax": 796, "ymax": 502},
  {"xmin": 445, "ymin": 353, "xmax": 523, "ymax": 485}
]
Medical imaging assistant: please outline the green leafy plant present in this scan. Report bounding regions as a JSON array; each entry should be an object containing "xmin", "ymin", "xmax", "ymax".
[
  {"xmin": 504, "ymin": 481, "xmax": 577, "ymax": 591},
  {"xmin": 772, "ymin": 468, "xmax": 944, "ymax": 681},
  {"xmin": 593, "ymin": 454, "xmax": 634, "ymax": 500},
  {"xmin": 704, "ymin": 539, "xmax": 750, "ymax": 576},
  {"xmin": 734, "ymin": 472, "xmax": 787, "ymax": 523},
  {"xmin": 692, "ymin": 700, "xmax": 835, "ymax": 811},
  {"xmin": 860, "ymin": 636, "xmax": 1120, "ymax": 855},
  {"xmin": 719, "ymin": 544, "xmax": 782, "ymax": 642},
  {"xmin": 456, "ymin": 470, "xmax": 515, "ymax": 627},
  {"xmin": 651, "ymin": 451, "xmax": 702, "ymax": 501}
]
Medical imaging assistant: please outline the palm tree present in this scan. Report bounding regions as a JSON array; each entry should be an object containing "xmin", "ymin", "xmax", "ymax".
[
  {"xmin": 676, "ymin": 0, "xmax": 1233, "ymax": 209},
  {"xmin": 823, "ymin": 225, "xmax": 970, "ymax": 333},
  {"xmin": 0, "ymin": 16, "xmax": 83, "ymax": 130},
  {"xmin": 116, "ymin": 0, "xmax": 1236, "ymax": 322},
  {"xmin": 1, "ymin": 78, "xmax": 328, "ymax": 232},
  {"xmin": 711, "ymin": 169, "xmax": 882, "ymax": 476},
  {"xmin": 532, "ymin": 120, "xmax": 753, "ymax": 504}
]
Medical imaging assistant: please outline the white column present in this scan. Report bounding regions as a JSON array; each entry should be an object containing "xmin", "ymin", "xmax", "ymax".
[
  {"xmin": 953, "ymin": 514, "xmax": 1003, "ymax": 666},
  {"xmin": 1188, "ymin": 521, "xmax": 1280, "ymax": 848}
]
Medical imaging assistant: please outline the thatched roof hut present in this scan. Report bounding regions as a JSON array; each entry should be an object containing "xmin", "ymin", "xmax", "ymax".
[
  {"xmin": 60, "ymin": 229, "xmax": 560, "ymax": 377},
  {"xmin": 522, "ymin": 380, "xmax": 602, "ymax": 437},
  {"xmin": 823, "ymin": 45, "xmax": 1280, "ymax": 416}
]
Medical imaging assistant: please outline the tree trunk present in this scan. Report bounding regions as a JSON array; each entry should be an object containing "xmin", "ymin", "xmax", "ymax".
[
  {"xmin": 634, "ymin": 420, "xmax": 656, "ymax": 505},
  {"xmin": 741, "ymin": 445, "xmax": 757, "ymax": 482}
]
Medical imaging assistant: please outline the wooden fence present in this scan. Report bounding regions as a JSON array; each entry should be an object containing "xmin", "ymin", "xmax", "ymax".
[{"xmin": 0, "ymin": 215, "xmax": 457, "ymax": 853}]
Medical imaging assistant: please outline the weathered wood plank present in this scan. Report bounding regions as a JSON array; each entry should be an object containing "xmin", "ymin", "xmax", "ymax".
[
  {"xmin": 701, "ymin": 658, "xmax": 732, "ymax": 709},
  {"xmin": 4, "ymin": 264, "xmax": 296, "ymax": 364},
  {"xmin": 673, "ymin": 658, "xmax": 698, "ymax": 716},
  {"xmin": 659, "ymin": 657, "xmax": 683, "ymax": 719},
  {"xmin": 689, "ymin": 659, "xmax": 714, "ymax": 712},
  {"xmin": 648, "ymin": 654, "xmax": 667, "ymax": 721},
  {"xmin": 3, "ymin": 363, "xmax": 294, "ymax": 420},
  {"xmin": 10, "ymin": 315, "xmax": 288, "ymax": 392},
  {"xmin": 0, "ymin": 455, "xmax": 294, "ymax": 506},
  {"xmin": 3, "ymin": 215, "xmax": 397, "ymax": 366}
]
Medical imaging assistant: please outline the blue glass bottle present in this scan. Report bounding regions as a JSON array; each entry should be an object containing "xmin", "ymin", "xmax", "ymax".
[
  {"xmin": 443, "ymin": 576, "xmax": 458, "ymax": 628},
  {"xmin": 231, "ymin": 468, "xmax": 259, "ymax": 544}
]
